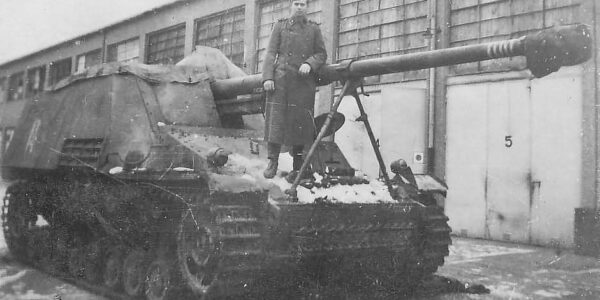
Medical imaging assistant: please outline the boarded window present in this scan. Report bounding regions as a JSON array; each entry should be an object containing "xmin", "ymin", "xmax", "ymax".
[
  {"xmin": 7, "ymin": 72, "xmax": 25, "ymax": 101},
  {"xmin": 49, "ymin": 58, "xmax": 72, "ymax": 85},
  {"xmin": 26, "ymin": 65, "xmax": 46, "ymax": 96},
  {"xmin": 256, "ymin": 0, "xmax": 323, "ymax": 72},
  {"xmin": 195, "ymin": 6, "xmax": 246, "ymax": 68},
  {"xmin": 76, "ymin": 49, "xmax": 102, "ymax": 72},
  {"xmin": 338, "ymin": 0, "xmax": 430, "ymax": 83},
  {"xmin": 107, "ymin": 38, "xmax": 140, "ymax": 63},
  {"xmin": 147, "ymin": 24, "xmax": 186, "ymax": 65},
  {"xmin": 449, "ymin": 0, "xmax": 583, "ymax": 75}
]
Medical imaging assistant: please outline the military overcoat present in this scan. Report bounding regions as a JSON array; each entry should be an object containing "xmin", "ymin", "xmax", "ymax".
[{"xmin": 262, "ymin": 16, "xmax": 327, "ymax": 146}]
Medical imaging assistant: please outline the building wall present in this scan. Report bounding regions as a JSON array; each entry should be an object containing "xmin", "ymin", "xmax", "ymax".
[
  {"xmin": 440, "ymin": 0, "xmax": 595, "ymax": 247},
  {"xmin": 0, "ymin": 0, "xmax": 597, "ymax": 248}
]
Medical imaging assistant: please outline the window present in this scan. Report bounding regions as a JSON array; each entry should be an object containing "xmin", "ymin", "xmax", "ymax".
[
  {"xmin": 338, "ymin": 0, "xmax": 429, "ymax": 83},
  {"xmin": 76, "ymin": 49, "xmax": 102, "ymax": 72},
  {"xmin": 107, "ymin": 39, "xmax": 139, "ymax": 63},
  {"xmin": 449, "ymin": 0, "xmax": 582, "ymax": 74},
  {"xmin": 7, "ymin": 72, "xmax": 25, "ymax": 101},
  {"xmin": 257, "ymin": 0, "xmax": 322, "ymax": 72},
  {"xmin": 26, "ymin": 65, "xmax": 46, "ymax": 96},
  {"xmin": 49, "ymin": 58, "xmax": 72, "ymax": 85},
  {"xmin": 195, "ymin": 6, "xmax": 245, "ymax": 68},
  {"xmin": 0, "ymin": 77, "xmax": 6, "ymax": 103},
  {"xmin": 146, "ymin": 24, "xmax": 186, "ymax": 65}
]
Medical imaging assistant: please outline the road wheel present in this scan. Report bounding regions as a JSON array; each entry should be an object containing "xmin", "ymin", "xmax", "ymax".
[
  {"xmin": 103, "ymin": 248, "xmax": 124, "ymax": 289},
  {"xmin": 123, "ymin": 250, "xmax": 148, "ymax": 296},
  {"xmin": 177, "ymin": 211, "xmax": 219, "ymax": 298},
  {"xmin": 145, "ymin": 259, "xmax": 177, "ymax": 300}
]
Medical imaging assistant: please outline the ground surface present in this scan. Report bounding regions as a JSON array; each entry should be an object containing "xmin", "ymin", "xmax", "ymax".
[{"xmin": 430, "ymin": 238, "xmax": 600, "ymax": 300}]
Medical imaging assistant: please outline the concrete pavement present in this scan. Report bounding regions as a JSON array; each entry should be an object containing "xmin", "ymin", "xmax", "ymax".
[{"xmin": 427, "ymin": 237, "xmax": 600, "ymax": 299}]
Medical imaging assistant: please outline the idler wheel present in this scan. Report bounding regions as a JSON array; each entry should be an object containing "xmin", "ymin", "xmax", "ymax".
[
  {"xmin": 123, "ymin": 250, "xmax": 148, "ymax": 296},
  {"xmin": 177, "ymin": 211, "xmax": 219, "ymax": 298},
  {"xmin": 2, "ymin": 185, "xmax": 36, "ymax": 259},
  {"xmin": 145, "ymin": 259, "xmax": 175, "ymax": 300},
  {"xmin": 103, "ymin": 248, "xmax": 124, "ymax": 289}
]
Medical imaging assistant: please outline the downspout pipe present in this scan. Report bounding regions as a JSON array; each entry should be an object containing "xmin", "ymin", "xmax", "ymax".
[{"xmin": 427, "ymin": 0, "xmax": 437, "ymax": 173}]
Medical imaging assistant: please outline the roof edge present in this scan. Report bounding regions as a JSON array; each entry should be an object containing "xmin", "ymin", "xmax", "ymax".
[{"xmin": 0, "ymin": 0, "xmax": 192, "ymax": 69}]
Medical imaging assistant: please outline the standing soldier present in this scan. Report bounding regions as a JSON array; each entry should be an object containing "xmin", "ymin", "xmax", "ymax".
[{"xmin": 262, "ymin": 0, "xmax": 327, "ymax": 179}]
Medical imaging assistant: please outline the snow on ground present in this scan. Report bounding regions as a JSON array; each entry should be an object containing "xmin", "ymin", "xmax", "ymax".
[
  {"xmin": 486, "ymin": 282, "xmax": 529, "ymax": 299},
  {"xmin": 0, "ymin": 266, "xmax": 106, "ymax": 300},
  {"xmin": 437, "ymin": 238, "xmax": 600, "ymax": 300},
  {"xmin": 0, "ymin": 270, "xmax": 26, "ymax": 287},
  {"xmin": 445, "ymin": 239, "xmax": 536, "ymax": 265}
]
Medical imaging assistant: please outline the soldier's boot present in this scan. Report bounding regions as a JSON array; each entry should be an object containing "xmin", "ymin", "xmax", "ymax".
[
  {"xmin": 263, "ymin": 158, "xmax": 279, "ymax": 179},
  {"xmin": 286, "ymin": 155, "xmax": 310, "ymax": 183},
  {"xmin": 264, "ymin": 143, "xmax": 281, "ymax": 179},
  {"xmin": 292, "ymin": 155, "xmax": 303, "ymax": 171}
]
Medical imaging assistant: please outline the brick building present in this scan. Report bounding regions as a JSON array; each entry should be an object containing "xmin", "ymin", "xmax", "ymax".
[{"xmin": 0, "ymin": 0, "xmax": 598, "ymax": 251}]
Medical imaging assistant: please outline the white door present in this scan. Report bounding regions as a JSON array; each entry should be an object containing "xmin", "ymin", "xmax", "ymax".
[
  {"xmin": 446, "ymin": 70, "xmax": 583, "ymax": 247},
  {"xmin": 446, "ymin": 80, "xmax": 532, "ymax": 241},
  {"xmin": 485, "ymin": 80, "xmax": 531, "ymax": 243},
  {"xmin": 446, "ymin": 83, "xmax": 489, "ymax": 238},
  {"xmin": 530, "ymin": 71, "xmax": 582, "ymax": 247}
]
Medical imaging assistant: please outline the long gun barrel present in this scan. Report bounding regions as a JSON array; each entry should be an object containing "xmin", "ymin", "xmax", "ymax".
[{"xmin": 211, "ymin": 24, "xmax": 591, "ymax": 101}]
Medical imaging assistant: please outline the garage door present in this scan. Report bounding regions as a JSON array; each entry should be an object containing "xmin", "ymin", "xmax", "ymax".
[{"xmin": 445, "ymin": 70, "xmax": 582, "ymax": 247}]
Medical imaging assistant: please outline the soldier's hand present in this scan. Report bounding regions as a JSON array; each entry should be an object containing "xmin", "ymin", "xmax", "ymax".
[
  {"xmin": 263, "ymin": 80, "xmax": 275, "ymax": 91},
  {"xmin": 299, "ymin": 63, "xmax": 311, "ymax": 76}
]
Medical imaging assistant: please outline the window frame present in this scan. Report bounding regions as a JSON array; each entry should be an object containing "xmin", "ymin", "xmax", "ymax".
[
  {"xmin": 76, "ymin": 48, "xmax": 102, "ymax": 72},
  {"xmin": 256, "ymin": 0, "xmax": 323, "ymax": 73},
  {"xmin": 194, "ymin": 6, "xmax": 246, "ymax": 68},
  {"xmin": 0, "ymin": 77, "xmax": 6, "ymax": 103},
  {"xmin": 336, "ymin": 0, "xmax": 430, "ymax": 83},
  {"xmin": 145, "ymin": 23, "xmax": 187, "ymax": 65},
  {"xmin": 49, "ymin": 57, "xmax": 73, "ymax": 86},
  {"xmin": 26, "ymin": 65, "xmax": 46, "ymax": 96},
  {"xmin": 107, "ymin": 38, "xmax": 140, "ymax": 63},
  {"xmin": 7, "ymin": 71, "xmax": 25, "ymax": 101}
]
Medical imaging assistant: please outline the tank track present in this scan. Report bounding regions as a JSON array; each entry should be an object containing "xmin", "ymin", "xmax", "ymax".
[
  {"xmin": 2, "ymin": 180, "xmax": 451, "ymax": 299},
  {"xmin": 0, "ymin": 179, "xmax": 283, "ymax": 299},
  {"xmin": 283, "ymin": 203, "xmax": 451, "ymax": 297}
]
